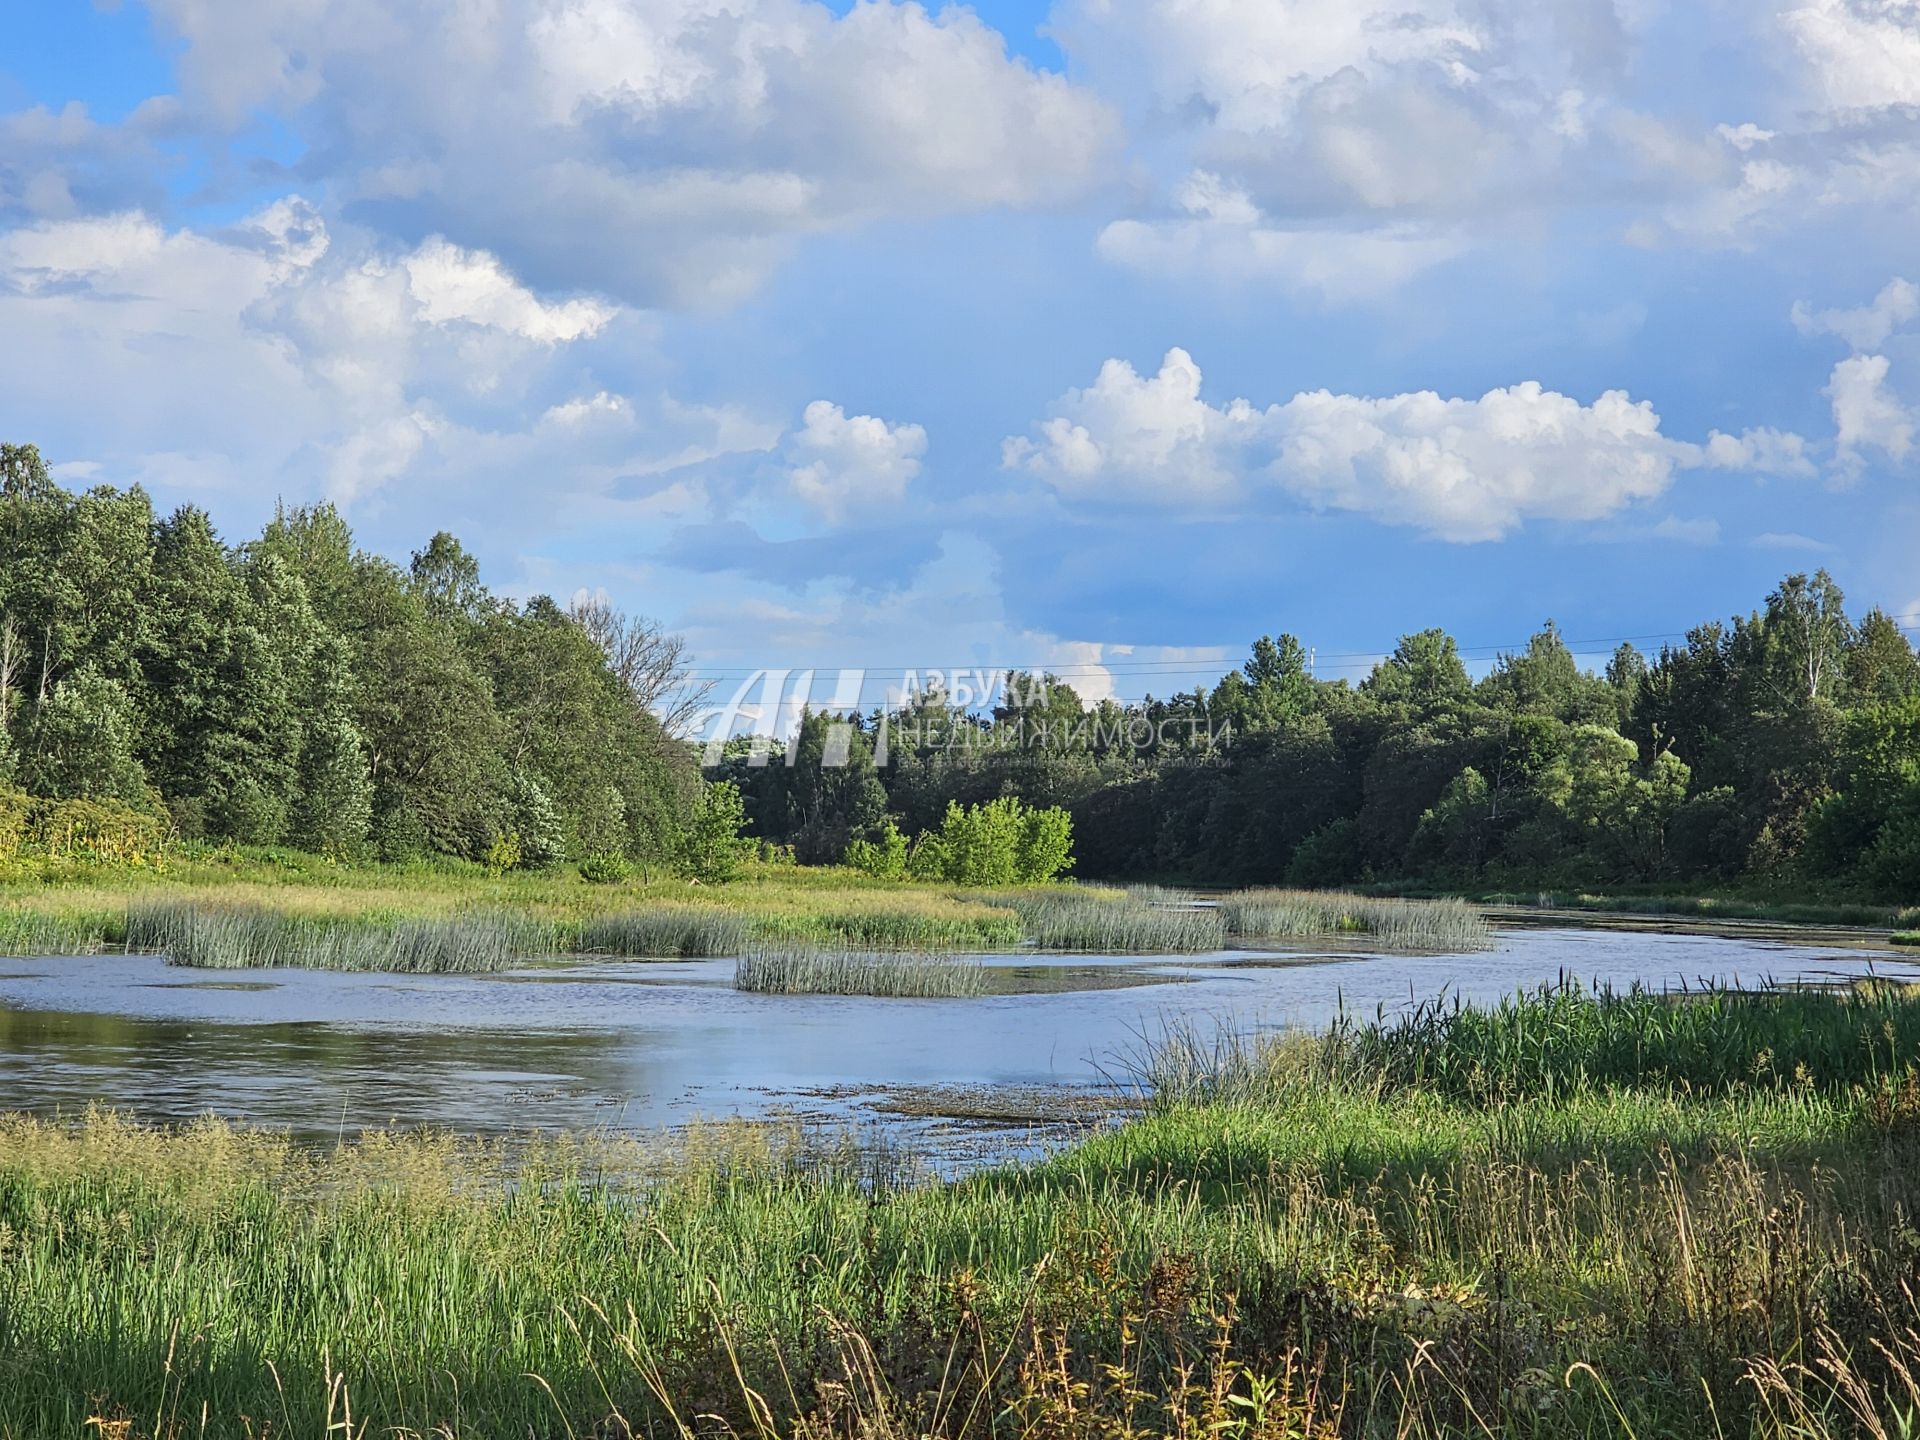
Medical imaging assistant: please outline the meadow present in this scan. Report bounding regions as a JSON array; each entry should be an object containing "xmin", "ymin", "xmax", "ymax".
[{"xmin": 1, "ymin": 982, "xmax": 1917, "ymax": 1439}]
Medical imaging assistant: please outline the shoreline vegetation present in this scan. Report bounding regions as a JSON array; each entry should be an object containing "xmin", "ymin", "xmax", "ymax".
[
  {"xmin": 2, "ymin": 981, "xmax": 1918, "ymax": 1438},
  {"xmin": 0, "ymin": 848, "xmax": 1508, "ymax": 971}
]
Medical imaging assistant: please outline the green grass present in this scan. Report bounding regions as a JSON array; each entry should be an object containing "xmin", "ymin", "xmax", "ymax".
[
  {"xmin": 1475, "ymin": 885, "xmax": 1920, "ymax": 930},
  {"xmin": 988, "ymin": 887, "xmax": 1229, "ymax": 952},
  {"xmin": 576, "ymin": 907, "xmax": 750, "ymax": 958},
  {"xmin": 1894, "ymin": 929, "xmax": 1919, "ymax": 947},
  {"xmin": 2, "ymin": 1020, "xmax": 1917, "ymax": 1439},
  {"xmin": 1220, "ymin": 888, "xmax": 1494, "ymax": 950},
  {"xmin": 0, "ymin": 908, "xmax": 103, "ymax": 957},
  {"xmin": 127, "ymin": 899, "xmax": 564, "ymax": 972},
  {"xmin": 734, "ymin": 944, "xmax": 989, "ymax": 997}
]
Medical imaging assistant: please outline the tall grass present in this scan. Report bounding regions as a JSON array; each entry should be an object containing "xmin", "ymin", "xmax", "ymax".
[
  {"xmin": 1333, "ymin": 976, "xmax": 1920, "ymax": 1101},
  {"xmin": 1148, "ymin": 978, "xmax": 1920, "ymax": 1109},
  {"xmin": 128, "ymin": 900, "xmax": 562, "ymax": 972},
  {"xmin": 577, "ymin": 907, "xmax": 748, "ymax": 958},
  {"xmin": 989, "ymin": 888, "xmax": 1228, "ymax": 953},
  {"xmin": 734, "ymin": 944, "xmax": 988, "ymax": 997},
  {"xmin": 0, "ymin": 908, "xmax": 103, "ymax": 956},
  {"xmin": 1221, "ymin": 888, "xmax": 1494, "ymax": 950},
  {"xmin": 2, "ymin": 1082, "xmax": 1918, "ymax": 1438}
]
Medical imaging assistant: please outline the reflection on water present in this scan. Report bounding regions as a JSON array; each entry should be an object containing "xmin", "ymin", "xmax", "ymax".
[{"xmin": 0, "ymin": 928, "xmax": 1911, "ymax": 1147}]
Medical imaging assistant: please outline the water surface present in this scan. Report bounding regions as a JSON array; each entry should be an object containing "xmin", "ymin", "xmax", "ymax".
[{"xmin": 0, "ymin": 926, "xmax": 1910, "ymax": 1160}]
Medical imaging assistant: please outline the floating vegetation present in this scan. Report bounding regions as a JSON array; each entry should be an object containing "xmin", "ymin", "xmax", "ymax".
[
  {"xmin": 1220, "ymin": 889, "xmax": 1494, "ymax": 951},
  {"xmin": 987, "ymin": 888, "xmax": 1227, "ymax": 953},
  {"xmin": 576, "ymin": 908, "xmax": 748, "ymax": 958},
  {"xmin": 130, "ymin": 901, "xmax": 561, "ymax": 973},
  {"xmin": 734, "ymin": 944, "xmax": 988, "ymax": 998}
]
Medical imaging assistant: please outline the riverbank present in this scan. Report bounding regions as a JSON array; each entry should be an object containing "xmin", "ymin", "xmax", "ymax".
[
  {"xmin": 0, "ymin": 849, "xmax": 1496, "ymax": 967},
  {"xmin": 2, "ymin": 983, "xmax": 1916, "ymax": 1439}
]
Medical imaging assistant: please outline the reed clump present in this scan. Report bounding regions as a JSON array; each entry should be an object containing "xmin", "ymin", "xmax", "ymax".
[
  {"xmin": 0, "ymin": 907, "xmax": 105, "ymax": 956},
  {"xmin": 129, "ymin": 899, "xmax": 562, "ymax": 972},
  {"xmin": 734, "ymin": 944, "xmax": 988, "ymax": 997},
  {"xmin": 1221, "ymin": 888, "xmax": 1494, "ymax": 950},
  {"xmin": 989, "ymin": 887, "xmax": 1227, "ymax": 953},
  {"xmin": 577, "ymin": 907, "xmax": 749, "ymax": 958}
]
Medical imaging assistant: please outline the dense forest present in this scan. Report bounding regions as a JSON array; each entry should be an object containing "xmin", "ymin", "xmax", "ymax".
[
  {"xmin": 0, "ymin": 444, "xmax": 707, "ymax": 869},
  {"xmin": 8, "ymin": 441, "xmax": 1918, "ymax": 900},
  {"xmin": 727, "ymin": 581, "xmax": 1920, "ymax": 901}
]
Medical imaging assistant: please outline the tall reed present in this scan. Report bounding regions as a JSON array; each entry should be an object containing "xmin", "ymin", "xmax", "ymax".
[
  {"xmin": 0, "ymin": 908, "xmax": 104, "ymax": 956},
  {"xmin": 734, "ymin": 944, "xmax": 988, "ymax": 997},
  {"xmin": 990, "ymin": 888, "xmax": 1227, "ymax": 953},
  {"xmin": 1221, "ymin": 888, "xmax": 1494, "ymax": 950},
  {"xmin": 577, "ymin": 908, "xmax": 748, "ymax": 958},
  {"xmin": 130, "ymin": 900, "xmax": 561, "ymax": 972}
]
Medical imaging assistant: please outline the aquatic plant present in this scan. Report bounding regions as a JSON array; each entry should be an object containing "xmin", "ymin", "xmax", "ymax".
[
  {"xmin": 1894, "ymin": 929, "xmax": 1919, "ymax": 947},
  {"xmin": 1220, "ymin": 888, "xmax": 1494, "ymax": 950},
  {"xmin": 988, "ymin": 887, "xmax": 1227, "ymax": 953},
  {"xmin": 130, "ymin": 900, "xmax": 561, "ymax": 972},
  {"xmin": 0, "ymin": 908, "xmax": 104, "ymax": 956},
  {"xmin": 734, "ymin": 944, "xmax": 988, "ymax": 997},
  {"xmin": 577, "ymin": 907, "xmax": 748, "ymax": 958}
]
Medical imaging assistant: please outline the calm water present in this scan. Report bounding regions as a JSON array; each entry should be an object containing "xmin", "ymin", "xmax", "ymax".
[{"xmin": 0, "ymin": 926, "xmax": 1911, "ymax": 1158}]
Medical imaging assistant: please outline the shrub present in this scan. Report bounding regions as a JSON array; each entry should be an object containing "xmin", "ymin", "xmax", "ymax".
[
  {"xmin": 681, "ymin": 781, "xmax": 751, "ymax": 884},
  {"xmin": 844, "ymin": 818, "xmax": 909, "ymax": 879},
  {"xmin": 28, "ymin": 796, "xmax": 167, "ymax": 864},
  {"xmin": 576, "ymin": 852, "xmax": 633, "ymax": 885},
  {"xmin": 908, "ymin": 798, "xmax": 1076, "ymax": 886},
  {"xmin": 0, "ymin": 784, "xmax": 27, "ymax": 862}
]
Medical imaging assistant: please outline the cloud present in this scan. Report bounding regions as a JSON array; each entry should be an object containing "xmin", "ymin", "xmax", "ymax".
[
  {"xmin": 1048, "ymin": 0, "xmax": 1643, "ymax": 291},
  {"xmin": 140, "ymin": 0, "xmax": 1118, "ymax": 307},
  {"xmin": 1094, "ymin": 172, "xmax": 1465, "ymax": 300},
  {"xmin": 1793, "ymin": 276, "xmax": 1919, "ymax": 350},
  {"xmin": 1782, "ymin": 0, "xmax": 1920, "ymax": 111},
  {"xmin": 1005, "ymin": 346, "xmax": 1801, "ymax": 542},
  {"xmin": 0, "ymin": 200, "xmax": 778, "ymax": 526},
  {"xmin": 784, "ymin": 401, "xmax": 928, "ymax": 523},
  {"xmin": 1827, "ymin": 352, "xmax": 1916, "ymax": 471}
]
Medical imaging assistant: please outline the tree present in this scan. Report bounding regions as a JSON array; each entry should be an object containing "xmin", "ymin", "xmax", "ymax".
[
  {"xmin": 1363, "ymin": 629, "xmax": 1470, "ymax": 714},
  {"xmin": 1762, "ymin": 570, "xmax": 1853, "ymax": 710},
  {"xmin": 682, "ymin": 780, "xmax": 751, "ymax": 883},
  {"xmin": 568, "ymin": 593, "xmax": 716, "ymax": 736},
  {"xmin": 24, "ymin": 668, "xmax": 151, "ymax": 806},
  {"xmin": 1845, "ymin": 608, "xmax": 1920, "ymax": 703}
]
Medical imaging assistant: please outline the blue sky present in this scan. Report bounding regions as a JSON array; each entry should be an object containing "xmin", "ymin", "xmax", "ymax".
[{"xmin": 2, "ymin": 0, "xmax": 1917, "ymax": 704}]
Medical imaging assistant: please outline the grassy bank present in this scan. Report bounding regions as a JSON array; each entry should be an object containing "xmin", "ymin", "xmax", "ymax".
[
  {"xmin": 3, "ymin": 984, "xmax": 1919, "ymax": 1438},
  {"xmin": 0, "ymin": 848, "xmax": 1503, "ymax": 968},
  {"xmin": 1467, "ymin": 884, "xmax": 1920, "ymax": 931}
]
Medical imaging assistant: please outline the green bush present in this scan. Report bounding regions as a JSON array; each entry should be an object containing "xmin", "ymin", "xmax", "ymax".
[
  {"xmin": 576, "ymin": 852, "xmax": 633, "ymax": 885},
  {"xmin": 906, "ymin": 798, "xmax": 1075, "ymax": 886},
  {"xmin": 0, "ymin": 784, "xmax": 27, "ymax": 861},
  {"xmin": 680, "ymin": 780, "xmax": 751, "ymax": 884},
  {"xmin": 843, "ymin": 818, "xmax": 908, "ymax": 879},
  {"xmin": 28, "ymin": 796, "xmax": 167, "ymax": 864}
]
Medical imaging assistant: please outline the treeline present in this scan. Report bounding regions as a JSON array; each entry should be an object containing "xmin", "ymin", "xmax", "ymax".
[
  {"xmin": 728, "ymin": 575, "xmax": 1920, "ymax": 899},
  {"xmin": 0, "ymin": 444, "xmax": 712, "ymax": 869}
]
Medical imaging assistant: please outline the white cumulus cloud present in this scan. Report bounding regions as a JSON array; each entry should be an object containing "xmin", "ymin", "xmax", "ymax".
[
  {"xmin": 1006, "ymin": 347, "xmax": 1801, "ymax": 542},
  {"xmin": 1827, "ymin": 353, "xmax": 1916, "ymax": 470},
  {"xmin": 1793, "ymin": 276, "xmax": 1919, "ymax": 350},
  {"xmin": 141, "ymin": 0, "xmax": 1118, "ymax": 308},
  {"xmin": 785, "ymin": 401, "xmax": 927, "ymax": 523}
]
